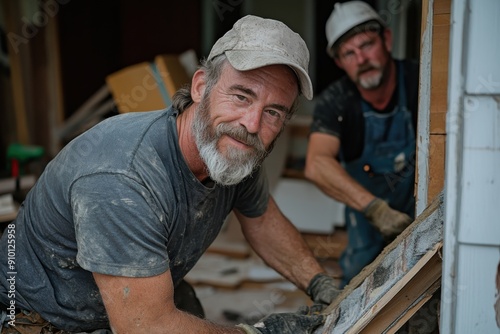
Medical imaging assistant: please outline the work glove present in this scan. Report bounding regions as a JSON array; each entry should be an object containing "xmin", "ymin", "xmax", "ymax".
[
  {"xmin": 236, "ymin": 308, "xmax": 325, "ymax": 334},
  {"xmin": 306, "ymin": 273, "xmax": 342, "ymax": 306},
  {"xmin": 363, "ymin": 198, "xmax": 412, "ymax": 239}
]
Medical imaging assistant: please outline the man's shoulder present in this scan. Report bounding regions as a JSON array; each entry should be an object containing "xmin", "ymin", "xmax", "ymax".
[
  {"xmin": 316, "ymin": 75, "xmax": 359, "ymax": 110},
  {"xmin": 324, "ymin": 75, "xmax": 357, "ymax": 95},
  {"xmin": 98, "ymin": 108, "xmax": 172, "ymax": 130}
]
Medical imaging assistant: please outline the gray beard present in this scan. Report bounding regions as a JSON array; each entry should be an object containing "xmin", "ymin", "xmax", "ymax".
[
  {"xmin": 356, "ymin": 62, "xmax": 384, "ymax": 90},
  {"xmin": 358, "ymin": 70, "xmax": 383, "ymax": 89},
  {"xmin": 192, "ymin": 96, "xmax": 268, "ymax": 186}
]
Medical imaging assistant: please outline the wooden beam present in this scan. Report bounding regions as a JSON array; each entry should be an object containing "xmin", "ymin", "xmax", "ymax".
[
  {"xmin": 3, "ymin": 0, "xmax": 30, "ymax": 144},
  {"xmin": 56, "ymin": 85, "xmax": 112, "ymax": 140},
  {"xmin": 355, "ymin": 243, "xmax": 442, "ymax": 333},
  {"xmin": 45, "ymin": 10, "xmax": 65, "ymax": 155},
  {"xmin": 321, "ymin": 193, "xmax": 444, "ymax": 333}
]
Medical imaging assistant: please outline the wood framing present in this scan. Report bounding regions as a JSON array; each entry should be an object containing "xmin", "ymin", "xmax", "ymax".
[
  {"xmin": 416, "ymin": 0, "xmax": 451, "ymax": 214},
  {"xmin": 320, "ymin": 193, "xmax": 444, "ymax": 333}
]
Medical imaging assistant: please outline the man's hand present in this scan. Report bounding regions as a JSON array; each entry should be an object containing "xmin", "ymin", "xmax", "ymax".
[
  {"xmin": 363, "ymin": 198, "xmax": 412, "ymax": 239},
  {"xmin": 236, "ymin": 309, "xmax": 325, "ymax": 334},
  {"xmin": 306, "ymin": 273, "xmax": 341, "ymax": 305}
]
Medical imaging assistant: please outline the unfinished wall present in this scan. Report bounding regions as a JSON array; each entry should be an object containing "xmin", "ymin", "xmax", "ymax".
[
  {"xmin": 427, "ymin": 0, "xmax": 450, "ymax": 203},
  {"xmin": 416, "ymin": 0, "xmax": 451, "ymax": 214}
]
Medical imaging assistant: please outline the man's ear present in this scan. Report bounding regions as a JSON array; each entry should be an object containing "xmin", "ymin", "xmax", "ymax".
[
  {"xmin": 191, "ymin": 69, "xmax": 206, "ymax": 103},
  {"xmin": 334, "ymin": 56, "xmax": 344, "ymax": 70},
  {"xmin": 383, "ymin": 28, "xmax": 393, "ymax": 53}
]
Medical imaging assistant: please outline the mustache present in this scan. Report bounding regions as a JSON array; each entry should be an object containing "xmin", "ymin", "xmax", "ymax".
[
  {"xmin": 357, "ymin": 63, "xmax": 380, "ymax": 76},
  {"xmin": 216, "ymin": 123, "xmax": 266, "ymax": 152}
]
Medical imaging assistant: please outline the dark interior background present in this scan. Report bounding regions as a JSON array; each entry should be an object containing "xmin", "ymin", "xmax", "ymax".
[{"xmin": 0, "ymin": 0, "xmax": 420, "ymax": 173}]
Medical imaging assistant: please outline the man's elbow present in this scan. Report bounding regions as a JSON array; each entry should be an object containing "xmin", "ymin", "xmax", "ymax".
[{"xmin": 304, "ymin": 158, "xmax": 317, "ymax": 183}]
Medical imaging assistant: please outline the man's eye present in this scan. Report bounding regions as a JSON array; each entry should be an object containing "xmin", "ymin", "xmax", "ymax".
[
  {"xmin": 235, "ymin": 94, "xmax": 247, "ymax": 102},
  {"xmin": 361, "ymin": 41, "xmax": 374, "ymax": 50},
  {"xmin": 342, "ymin": 51, "xmax": 354, "ymax": 59},
  {"xmin": 266, "ymin": 109, "xmax": 282, "ymax": 119}
]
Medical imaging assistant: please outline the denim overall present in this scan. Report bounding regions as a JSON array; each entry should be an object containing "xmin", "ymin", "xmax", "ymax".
[{"xmin": 339, "ymin": 63, "xmax": 416, "ymax": 286}]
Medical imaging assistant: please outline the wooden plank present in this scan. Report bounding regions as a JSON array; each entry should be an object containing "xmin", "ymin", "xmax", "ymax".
[
  {"xmin": 0, "ymin": 175, "xmax": 37, "ymax": 195},
  {"xmin": 207, "ymin": 213, "xmax": 251, "ymax": 259},
  {"xmin": 3, "ymin": 0, "xmax": 30, "ymax": 144},
  {"xmin": 321, "ymin": 193, "xmax": 444, "ymax": 334},
  {"xmin": 301, "ymin": 230, "xmax": 348, "ymax": 260},
  {"xmin": 154, "ymin": 54, "xmax": 192, "ymax": 98},
  {"xmin": 355, "ymin": 243, "xmax": 442, "ymax": 333},
  {"xmin": 57, "ymin": 85, "xmax": 112, "ymax": 140},
  {"xmin": 434, "ymin": 0, "xmax": 452, "ymax": 15},
  {"xmin": 385, "ymin": 284, "xmax": 439, "ymax": 334},
  {"xmin": 416, "ymin": 0, "xmax": 432, "ymax": 215},
  {"xmin": 420, "ymin": 0, "xmax": 430, "ymax": 41},
  {"xmin": 185, "ymin": 253, "xmax": 284, "ymax": 289},
  {"xmin": 425, "ymin": 0, "xmax": 451, "ymax": 207},
  {"xmin": 430, "ymin": 13, "xmax": 450, "ymax": 115},
  {"xmin": 105, "ymin": 62, "xmax": 167, "ymax": 113},
  {"xmin": 427, "ymin": 134, "xmax": 446, "ymax": 206},
  {"xmin": 45, "ymin": 12, "xmax": 66, "ymax": 155}
]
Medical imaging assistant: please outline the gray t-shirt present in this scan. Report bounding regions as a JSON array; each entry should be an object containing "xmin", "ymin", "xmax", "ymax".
[{"xmin": 0, "ymin": 108, "xmax": 269, "ymax": 331}]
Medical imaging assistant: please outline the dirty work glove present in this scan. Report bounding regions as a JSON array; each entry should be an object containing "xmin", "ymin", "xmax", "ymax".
[
  {"xmin": 297, "ymin": 303, "xmax": 328, "ymax": 315},
  {"xmin": 236, "ymin": 310, "xmax": 325, "ymax": 334},
  {"xmin": 363, "ymin": 198, "xmax": 412, "ymax": 239},
  {"xmin": 306, "ymin": 273, "xmax": 342, "ymax": 305}
]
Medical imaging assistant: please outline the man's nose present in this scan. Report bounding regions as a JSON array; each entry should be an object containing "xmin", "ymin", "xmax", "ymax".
[
  {"xmin": 354, "ymin": 49, "xmax": 368, "ymax": 64},
  {"xmin": 239, "ymin": 107, "xmax": 262, "ymax": 134}
]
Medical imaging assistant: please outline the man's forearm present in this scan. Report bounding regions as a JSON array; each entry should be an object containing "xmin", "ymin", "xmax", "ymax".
[
  {"xmin": 237, "ymin": 198, "xmax": 325, "ymax": 291},
  {"xmin": 110, "ymin": 306, "xmax": 246, "ymax": 334},
  {"xmin": 160, "ymin": 309, "xmax": 246, "ymax": 334},
  {"xmin": 95, "ymin": 271, "xmax": 246, "ymax": 334},
  {"xmin": 305, "ymin": 155, "xmax": 374, "ymax": 211}
]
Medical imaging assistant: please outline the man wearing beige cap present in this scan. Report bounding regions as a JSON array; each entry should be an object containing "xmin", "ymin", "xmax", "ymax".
[
  {"xmin": 306, "ymin": 1, "xmax": 419, "ymax": 287},
  {"xmin": 0, "ymin": 15, "xmax": 339, "ymax": 333}
]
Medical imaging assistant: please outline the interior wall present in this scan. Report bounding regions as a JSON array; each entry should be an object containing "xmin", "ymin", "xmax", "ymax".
[{"xmin": 378, "ymin": 0, "xmax": 422, "ymax": 60}]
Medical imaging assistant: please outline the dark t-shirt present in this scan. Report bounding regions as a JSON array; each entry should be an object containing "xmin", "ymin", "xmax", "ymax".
[
  {"xmin": 310, "ymin": 59, "xmax": 419, "ymax": 162},
  {"xmin": 0, "ymin": 108, "xmax": 269, "ymax": 331}
]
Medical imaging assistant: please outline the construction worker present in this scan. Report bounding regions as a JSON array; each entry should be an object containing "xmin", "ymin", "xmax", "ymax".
[
  {"xmin": 305, "ymin": 1, "xmax": 419, "ymax": 287},
  {"xmin": 0, "ymin": 15, "xmax": 340, "ymax": 334}
]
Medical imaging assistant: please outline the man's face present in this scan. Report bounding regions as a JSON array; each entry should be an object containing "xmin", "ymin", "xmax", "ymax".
[
  {"xmin": 193, "ymin": 63, "xmax": 298, "ymax": 186},
  {"xmin": 334, "ymin": 29, "xmax": 392, "ymax": 90}
]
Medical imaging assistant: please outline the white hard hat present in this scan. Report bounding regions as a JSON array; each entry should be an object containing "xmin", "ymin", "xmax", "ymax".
[{"xmin": 325, "ymin": 1, "xmax": 386, "ymax": 58}]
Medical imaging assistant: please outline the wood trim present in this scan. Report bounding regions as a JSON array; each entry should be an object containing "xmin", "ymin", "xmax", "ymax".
[
  {"xmin": 355, "ymin": 243, "xmax": 442, "ymax": 333},
  {"xmin": 322, "ymin": 194, "xmax": 444, "ymax": 333}
]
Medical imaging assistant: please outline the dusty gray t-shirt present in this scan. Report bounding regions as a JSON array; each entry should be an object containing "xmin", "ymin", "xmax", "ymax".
[{"xmin": 0, "ymin": 108, "xmax": 269, "ymax": 331}]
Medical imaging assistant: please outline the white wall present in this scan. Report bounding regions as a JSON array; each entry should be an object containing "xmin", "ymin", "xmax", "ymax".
[{"xmin": 441, "ymin": 0, "xmax": 500, "ymax": 332}]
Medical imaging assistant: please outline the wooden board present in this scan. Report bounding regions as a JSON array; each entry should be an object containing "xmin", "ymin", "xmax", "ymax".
[
  {"xmin": 355, "ymin": 243, "xmax": 442, "ymax": 333},
  {"xmin": 185, "ymin": 253, "xmax": 284, "ymax": 289},
  {"xmin": 154, "ymin": 54, "xmax": 192, "ymax": 98},
  {"xmin": 106, "ymin": 62, "xmax": 167, "ymax": 113},
  {"xmin": 320, "ymin": 193, "xmax": 444, "ymax": 334}
]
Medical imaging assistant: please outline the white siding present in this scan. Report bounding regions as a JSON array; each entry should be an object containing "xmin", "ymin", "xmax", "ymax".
[
  {"xmin": 465, "ymin": 1, "xmax": 500, "ymax": 95},
  {"xmin": 442, "ymin": 0, "xmax": 500, "ymax": 332},
  {"xmin": 459, "ymin": 96, "xmax": 500, "ymax": 245},
  {"xmin": 455, "ymin": 245, "xmax": 500, "ymax": 332}
]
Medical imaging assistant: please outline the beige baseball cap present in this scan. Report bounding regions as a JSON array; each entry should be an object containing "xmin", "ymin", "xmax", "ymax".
[{"xmin": 208, "ymin": 15, "xmax": 313, "ymax": 100}]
